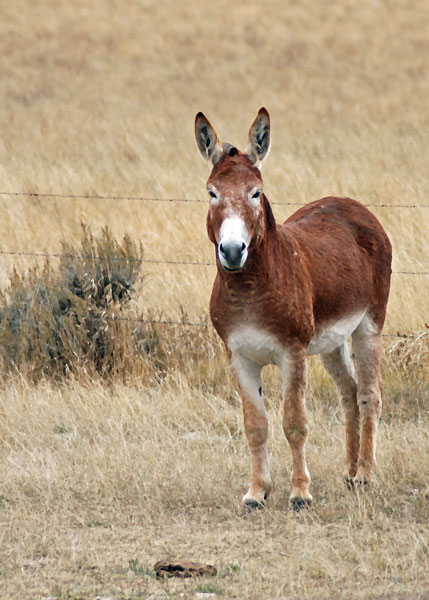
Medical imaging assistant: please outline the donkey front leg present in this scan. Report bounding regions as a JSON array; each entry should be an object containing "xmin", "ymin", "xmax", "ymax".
[
  {"xmin": 230, "ymin": 353, "xmax": 271, "ymax": 511},
  {"xmin": 282, "ymin": 350, "xmax": 312, "ymax": 508}
]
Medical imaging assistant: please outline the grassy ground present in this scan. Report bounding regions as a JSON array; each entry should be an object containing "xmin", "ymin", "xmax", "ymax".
[
  {"xmin": 0, "ymin": 357, "xmax": 428, "ymax": 599},
  {"xmin": 0, "ymin": 0, "xmax": 428, "ymax": 598}
]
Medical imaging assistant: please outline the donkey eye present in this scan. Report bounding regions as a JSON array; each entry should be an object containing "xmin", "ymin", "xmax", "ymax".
[
  {"xmin": 252, "ymin": 191, "xmax": 260, "ymax": 199},
  {"xmin": 208, "ymin": 191, "xmax": 217, "ymax": 199}
]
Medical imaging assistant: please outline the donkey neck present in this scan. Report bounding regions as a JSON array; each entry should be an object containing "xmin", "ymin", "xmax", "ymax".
[{"xmin": 210, "ymin": 202, "xmax": 314, "ymax": 346}]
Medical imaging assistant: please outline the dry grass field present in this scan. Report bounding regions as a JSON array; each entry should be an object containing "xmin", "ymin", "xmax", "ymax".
[{"xmin": 0, "ymin": 1, "xmax": 428, "ymax": 599}]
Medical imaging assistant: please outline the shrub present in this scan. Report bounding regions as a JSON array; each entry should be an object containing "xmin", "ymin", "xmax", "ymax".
[{"xmin": 0, "ymin": 225, "xmax": 144, "ymax": 380}]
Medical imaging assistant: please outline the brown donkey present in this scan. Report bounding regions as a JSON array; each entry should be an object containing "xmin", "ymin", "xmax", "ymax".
[{"xmin": 195, "ymin": 108, "xmax": 392, "ymax": 511}]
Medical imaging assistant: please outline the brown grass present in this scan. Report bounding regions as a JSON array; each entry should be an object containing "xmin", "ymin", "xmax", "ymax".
[
  {"xmin": 0, "ymin": 358, "xmax": 428, "ymax": 600},
  {"xmin": 0, "ymin": 0, "xmax": 428, "ymax": 598}
]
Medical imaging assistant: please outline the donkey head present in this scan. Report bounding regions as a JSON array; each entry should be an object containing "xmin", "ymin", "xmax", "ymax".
[{"xmin": 195, "ymin": 108, "xmax": 273, "ymax": 273}]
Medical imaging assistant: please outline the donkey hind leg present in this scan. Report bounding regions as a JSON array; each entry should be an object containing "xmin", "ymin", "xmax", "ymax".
[
  {"xmin": 320, "ymin": 343, "xmax": 359, "ymax": 483},
  {"xmin": 352, "ymin": 320, "xmax": 383, "ymax": 484},
  {"xmin": 282, "ymin": 350, "xmax": 312, "ymax": 508},
  {"xmin": 230, "ymin": 354, "xmax": 272, "ymax": 510}
]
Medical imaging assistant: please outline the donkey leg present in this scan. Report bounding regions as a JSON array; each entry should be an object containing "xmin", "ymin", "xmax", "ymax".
[
  {"xmin": 282, "ymin": 350, "xmax": 312, "ymax": 508},
  {"xmin": 230, "ymin": 353, "xmax": 271, "ymax": 509},
  {"xmin": 352, "ymin": 322, "xmax": 383, "ymax": 484},
  {"xmin": 321, "ymin": 344, "xmax": 360, "ymax": 481}
]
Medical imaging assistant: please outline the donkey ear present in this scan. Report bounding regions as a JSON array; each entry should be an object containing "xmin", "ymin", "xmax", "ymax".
[
  {"xmin": 195, "ymin": 112, "xmax": 223, "ymax": 165},
  {"xmin": 246, "ymin": 107, "xmax": 271, "ymax": 166}
]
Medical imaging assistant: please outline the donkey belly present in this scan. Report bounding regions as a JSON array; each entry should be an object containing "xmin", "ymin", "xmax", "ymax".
[
  {"xmin": 307, "ymin": 311, "xmax": 366, "ymax": 355},
  {"xmin": 226, "ymin": 311, "xmax": 367, "ymax": 363}
]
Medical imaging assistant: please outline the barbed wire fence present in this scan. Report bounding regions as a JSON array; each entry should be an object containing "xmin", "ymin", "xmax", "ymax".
[
  {"xmin": 1, "ymin": 190, "xmax": 429, "ymax": 208},
  {"xmin": 1, "ymin": 190, "xmax": 428, "ymax": 339}
]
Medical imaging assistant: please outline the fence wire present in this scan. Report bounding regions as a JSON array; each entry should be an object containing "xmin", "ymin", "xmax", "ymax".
[
  {"xmin": 0, "ymin": 250, "xmax": 427, "ymax": 275},
  {"xmin": 103, "ymin": 315, "xmax": 422, "ymax": 339},
  {"xmin": 0, "ymin": 189, "xmax": 427, "ymax": 338},
  {"xmin": 1, "ymin": 190, "xmax": 429, "ymax": 209}
]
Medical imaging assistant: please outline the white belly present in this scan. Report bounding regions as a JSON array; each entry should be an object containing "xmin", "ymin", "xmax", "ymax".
[
  {"xmin": 228, "ymin": 312, "xmax": 366, "ymax": 365},
  {"xmin": 307, "ymin": 311, "xmax": 366, "ymax": 355},
  {"xmin": 228, "ymin": 325, "xmax": 285, "ymax": 366}
]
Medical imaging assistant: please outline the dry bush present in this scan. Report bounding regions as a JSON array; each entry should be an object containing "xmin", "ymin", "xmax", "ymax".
[
  {"xmin": 0, "ymin": 223, "xmax": 230, "ymax": 387},
  {"xmin": 386, "ymin": 330, "xmax": 429, "ymax": 372},
  {"xmin": 382, "ymin": 331, "xmax": 429, "ymax": 422},
  {"xmin": 0, "ymin": 225, "xmax": 146, "ymax": 380}
]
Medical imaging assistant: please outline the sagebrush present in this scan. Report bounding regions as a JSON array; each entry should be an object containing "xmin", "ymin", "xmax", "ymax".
[{"xmin": 0, "ymin": 225, "xmax": 146, "ymax": 379}]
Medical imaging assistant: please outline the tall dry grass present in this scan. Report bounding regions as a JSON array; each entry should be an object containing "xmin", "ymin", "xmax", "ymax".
[
  {"xmin": 0, "ymin": 1, "xmax": 428, "ymax": 599},
  {"xmin": 0, "ymin": 0, "xmax": 427, "ymax": 328}
]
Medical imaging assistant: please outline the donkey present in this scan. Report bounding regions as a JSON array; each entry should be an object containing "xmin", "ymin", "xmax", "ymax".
[{"xmin": 195, "ymin": 108, "xmax": 392, "ymax": 511}]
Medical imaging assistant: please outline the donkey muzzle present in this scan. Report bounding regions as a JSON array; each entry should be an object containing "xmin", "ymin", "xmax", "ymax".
[{"xmin": 218, "ymin": 240, "xmax": 248, "ymax": 271}]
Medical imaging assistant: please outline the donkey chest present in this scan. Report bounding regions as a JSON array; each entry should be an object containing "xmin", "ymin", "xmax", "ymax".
[{"xmin": 227, "ymin": 325, "xmax": 286, "ymax": 366}]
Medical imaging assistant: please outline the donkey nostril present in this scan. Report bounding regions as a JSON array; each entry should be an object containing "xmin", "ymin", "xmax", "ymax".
[
  {"xmin": 241, "ymin": 243, "xmax": 246, "ymax": 251},
  {"xmin": 219, "ymin": 243, "xmax": 225, "ymax": 254}
]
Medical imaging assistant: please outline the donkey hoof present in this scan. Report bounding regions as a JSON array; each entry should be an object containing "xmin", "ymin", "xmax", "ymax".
[
  {"xmin": 345, "ymin": 477, "xmax": 355, "ymax": 491},
  {"xmin": 290, "ymin": 497, "xmax": 312, "ymax": 512},
  {"xmin": 353, "ymin": 476, "xmax": 369, "ymax": 489},
  {"xmin": 242, "ymin": 499, "xmax": 265, "ymax": 515}
]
